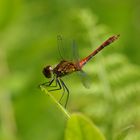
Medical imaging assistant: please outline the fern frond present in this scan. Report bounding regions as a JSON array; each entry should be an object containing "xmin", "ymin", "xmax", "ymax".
[{"xmin": 69, "ymin": 9, "xmax": 140, "ymax": 140}]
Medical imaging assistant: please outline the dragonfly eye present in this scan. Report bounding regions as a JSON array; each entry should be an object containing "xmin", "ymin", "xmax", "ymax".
[{"xmin": 43, "ymin": 65, "xmax": 53, "ymax": 78}]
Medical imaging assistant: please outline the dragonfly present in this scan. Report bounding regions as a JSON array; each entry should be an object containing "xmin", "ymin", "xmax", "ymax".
[{"xmin": 41, "ymin": 34, "xmax": 120, "ymax": 108}]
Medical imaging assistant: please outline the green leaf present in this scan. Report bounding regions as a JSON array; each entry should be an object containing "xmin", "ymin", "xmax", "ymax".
[
  {"xmin": 65, "ymin": 113, "xmax": 105, "ymax": 140},
  {"xmin": 40, "ymin": 85, "xmax": 70, "ymax": 119}
]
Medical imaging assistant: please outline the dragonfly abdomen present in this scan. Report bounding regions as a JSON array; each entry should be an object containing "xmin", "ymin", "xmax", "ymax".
[{"xmin": 79, "ymin": 35, "xmax": 120, "ymax": 67}]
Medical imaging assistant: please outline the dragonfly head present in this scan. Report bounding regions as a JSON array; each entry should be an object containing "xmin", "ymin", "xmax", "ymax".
[{"xmin": 43, "ymin": 65, "xmax": 53, "ymax": 78}]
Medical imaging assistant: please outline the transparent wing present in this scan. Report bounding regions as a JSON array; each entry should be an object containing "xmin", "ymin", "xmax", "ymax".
[
  {"xmin": 72, "ymin": 40, "xmax": 80, "ymax": 63},
  {"xmin": 72, "ymin": 41, "xmax": 91, "ymax": 89},
  {"xmin": 78, "ymin": 70, "xmax": 91, "ymax": 89},
  {"xmin": 57, "ymin": 35, "xmax": 65, "ymax": 60}
]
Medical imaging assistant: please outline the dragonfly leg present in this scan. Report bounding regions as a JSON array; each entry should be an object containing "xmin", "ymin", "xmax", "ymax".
[
  {"xmin": 39, "ymin": 78, "xmax": 55, "ymax": 88},
  {"xmin": 47, "ymin": 78, "xmax": 66, "ymax": 107},
  {"xmin": 48, "ymin": 78, "xmax": 55, "ymax": 86},
  {"xmin": 58, "ymin": 81, "xmax": 65, "ymax": 104},
  {"xmin": 40, "ymin": 74, "xmax": 59, "ymax": 87},
  {"xmin": 60, "ymin": 79, "xmax": 69, "ymax": 108},
  {"xmin": 40, "ymin": 78, "xmax": 69, "ymax": 108},
  {"xmin": 48, "ymin": 78, "xmax": 62, "ymax": 92}
]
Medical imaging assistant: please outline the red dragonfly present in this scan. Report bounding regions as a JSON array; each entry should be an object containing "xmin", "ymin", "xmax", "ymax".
[{"xmin": 41, "ymin": 35, "xmax": 120, "ymax": 108}]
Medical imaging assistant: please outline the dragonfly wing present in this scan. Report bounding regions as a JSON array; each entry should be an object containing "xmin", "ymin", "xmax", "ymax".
[
  {"xmin": 72, "ymin": 40, "xmax": 81, "ymax": 70},
  {"xmin": 78, "ymin": 70, "xmax": 91, "ymax": 89},
  {"xmin": 72, "ymin": 40, "xmax": 79, "ymax": 61},
  {"xmin": 72, "ymin": 41, "xmax": 91, "ymax": 88},
  {"xmin": 57, "ymin": 35, "xmax": 66, "ymax": 60}
]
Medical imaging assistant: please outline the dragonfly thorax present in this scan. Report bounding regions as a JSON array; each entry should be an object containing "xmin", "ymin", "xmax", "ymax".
[{"xmin": 43, "ymin": 65, "xmax": 53, "ymax": 78}]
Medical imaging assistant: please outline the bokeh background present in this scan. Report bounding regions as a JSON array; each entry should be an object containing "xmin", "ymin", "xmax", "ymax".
[{"xmin": 0, "ymin": 0, "xmax": 140, "ymax": 140}]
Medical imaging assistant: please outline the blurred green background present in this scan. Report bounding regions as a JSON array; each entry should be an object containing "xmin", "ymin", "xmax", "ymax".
[{"xmin": 0, "ymin": 0, "xmax": 140, "ymax": 140}]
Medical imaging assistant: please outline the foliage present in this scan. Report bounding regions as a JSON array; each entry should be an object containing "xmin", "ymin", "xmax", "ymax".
[
  {"xmin": 68, "ymin": 10, "xmax": 140, "ymax": 140},
  {"xmin": 40, "ymin": 86, "xmax": 105, "ymax": 140},
  {"xmin": 65, "ymin": 113, "xmax": 105, "ymax": 140}
]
